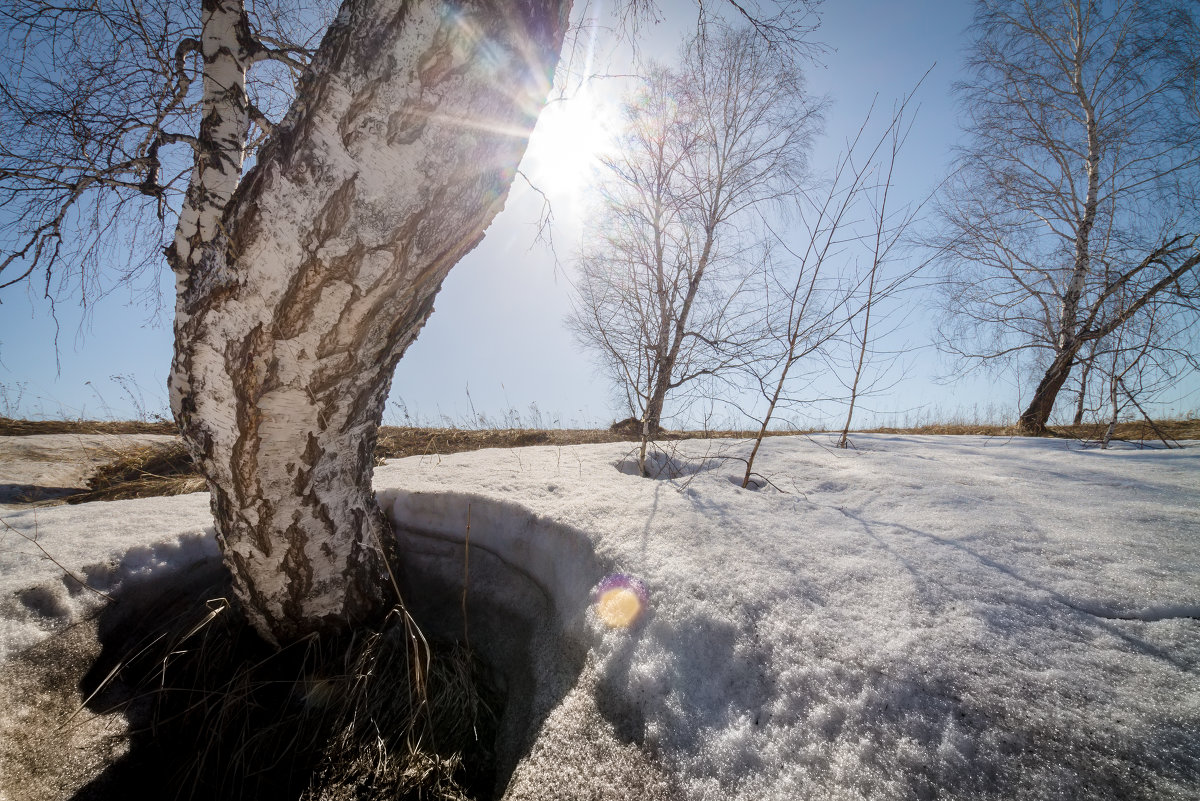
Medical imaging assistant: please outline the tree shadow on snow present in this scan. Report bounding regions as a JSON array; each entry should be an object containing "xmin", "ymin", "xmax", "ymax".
[{"xmin": 827, "ymin": 506, "xmax": 1200, "ymax": 799}]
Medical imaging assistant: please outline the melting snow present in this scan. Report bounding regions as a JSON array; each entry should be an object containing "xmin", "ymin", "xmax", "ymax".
[{"xmin": 2, "ymin": 434, "xmax": 1198, "ymax": 799}]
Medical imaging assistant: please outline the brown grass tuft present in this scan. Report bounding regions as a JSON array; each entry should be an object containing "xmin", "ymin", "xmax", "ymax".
[
  {"xmin": 301, "ymin": 624, "xmax": 499, "ymax": 801},
  {"xmin": 67, "ymin": 440, "xmax": 205, "ymax": 504}
]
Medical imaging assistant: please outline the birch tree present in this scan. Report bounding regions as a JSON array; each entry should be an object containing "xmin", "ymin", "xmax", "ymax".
[
  {"xmin": 737, "ymin": 95, "xmax": 920, "ymax": 486},
  {"xmin": 568, "ymin": 25, "xmax": 822, "ymax": 446},
  {"xmin": 3, "ymin": 0, "xmax": 572, "ymax": 645},
  {"xmin": 169, "ymin": 0, "xmax": 585, "ymax": 645},
  {"xmin": 1, "ymin": 0, "xmax": 822, "ymax": 644},
  {"xmin": 933, "ymin": 0, "xmax": 1200, "ymax": 435}
]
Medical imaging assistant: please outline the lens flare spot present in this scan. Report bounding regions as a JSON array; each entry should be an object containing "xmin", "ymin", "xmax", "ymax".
[{"xmin": 592, "ymin": 573, "xmax": 648, "ymax": 628}]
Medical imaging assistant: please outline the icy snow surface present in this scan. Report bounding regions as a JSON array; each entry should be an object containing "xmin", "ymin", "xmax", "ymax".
[
  {"xmin": 2, "ymin": 434, "xmax": 1199, "ymax": 800},
  {"xmin": 0, "ymin": 493, "xmax": 214, "ymax": 661}
]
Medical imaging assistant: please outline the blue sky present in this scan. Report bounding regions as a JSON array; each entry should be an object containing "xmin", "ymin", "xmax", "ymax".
[{"xmin": 1, "ymin": 0, "xmax": 1194, "ymax": 426}]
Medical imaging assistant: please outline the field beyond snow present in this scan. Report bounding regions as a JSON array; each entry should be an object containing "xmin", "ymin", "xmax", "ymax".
[{"xmin": 1, "ymin": 432, "xmax": 1198, "ymax": 800}]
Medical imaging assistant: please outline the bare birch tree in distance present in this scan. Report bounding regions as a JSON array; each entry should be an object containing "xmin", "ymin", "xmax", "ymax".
[
  {"xmin": 567, "ymin": 25, "xmax": 823, "ymax": 471},
  {"xmin": 0, "ymin": 0, "xmax": 821, "ymax": 644},
  {"xmin": 735, "ymin": 93, "xmax": 922, "ymax": 487},
  {"xmin": 933, "ymin": 0, "xmax": 1200, "ymax": 436}
]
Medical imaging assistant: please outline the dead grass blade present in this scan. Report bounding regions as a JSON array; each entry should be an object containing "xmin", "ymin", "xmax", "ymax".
[{"xmin": 0, "ymin": 417, "xmax": 176, "ymax": 436}]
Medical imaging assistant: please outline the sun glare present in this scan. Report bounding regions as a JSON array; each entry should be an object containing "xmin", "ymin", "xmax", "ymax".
[{"xmin": 524, "ymin": 86, "xmax": 615, "ymax": 202}]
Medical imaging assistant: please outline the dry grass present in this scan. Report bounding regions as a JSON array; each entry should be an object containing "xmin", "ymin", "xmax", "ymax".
[
  {"xmin": 855, "ymin": 418, "xmax": 1200, "ymax": 441},
  {"xmin": 375, "ymin": 426, "xmax": 629, "ymax": 459},
  {"xmin": 81, "ymin": 590, "xmax": 500, "ymax": 801},
  {"xmin": 3, "ymin": 417, "xmax": 1194, "ymax": 507},
  {"xmin": 0, "ymin": 416, "xmax": 175, "ymax": 436},
  {"xmin": 301, "ymin": 621, "xmax": 500, "ymax": 801},
  {"xmin": 1056, "ymin": 417, "xmax": 1200, "ymax": 443},
  {"xmin": 855, "ymin": 423, "xmax": 1015, "ymax": 436},
  {"xmin": 66, "ymin": 440, "xmax": 205, "ymax": 504}
]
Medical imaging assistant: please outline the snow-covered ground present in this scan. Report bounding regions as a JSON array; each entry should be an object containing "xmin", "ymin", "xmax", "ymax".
[{"xmin": 2, "ymin": 434, "xmax": 1198, "ymax": 800}]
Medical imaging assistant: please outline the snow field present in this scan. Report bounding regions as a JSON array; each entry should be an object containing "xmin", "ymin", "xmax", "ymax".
[
  {"xmin": 376, "ymin": 435, "xmax": 1200, "ymax": 800},
  {"xmin": 0, "ymin": 434, "xmax": 1197, "ymax": 799}
]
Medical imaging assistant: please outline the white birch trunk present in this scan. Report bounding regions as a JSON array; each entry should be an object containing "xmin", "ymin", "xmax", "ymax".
[
  {"xmin": 1017, "ymin": 9, "xmax": 1102, "ymax": 435},
  {"xmin": 170, "ymin": 0, "xmax": 252, "ymax": 272},
  {"xmin": 168, "ymin": 0, "xmax": 569, "ymax": 644}
]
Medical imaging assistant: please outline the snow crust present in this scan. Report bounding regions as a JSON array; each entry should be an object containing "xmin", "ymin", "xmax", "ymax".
[
  {"xmin": 375, "ymin": 434, "xmax": 1200, "ymax": 800},
  {"xmin": 2, "ymin": 434, "xmax": 1198, "ymax": 799},
  {"xmin": 0, "ymin": 493, "xmax": 214, "ymax": 661}
]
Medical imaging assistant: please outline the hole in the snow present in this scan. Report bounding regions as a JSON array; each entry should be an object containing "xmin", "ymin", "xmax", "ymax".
[
  {"xmin": 386, "ymin": 496, "xmax": 604, "ymax": 792},
  {"xmin": 69, "ymin": 557, "xmax": 504, "ymax": 801},
  {"xmin": 28, "ymin": 495, "xmax": 608, "ymax": 801},
  {"xmin": 615, "ymin": 450, "xmax": 722, "ymax": 480},
  {"xmin": 727, "ymin": 475, "xmax": 766, "ymax": 490}
]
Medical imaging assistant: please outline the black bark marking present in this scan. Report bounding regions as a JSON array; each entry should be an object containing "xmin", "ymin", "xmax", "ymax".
[
  {"xmin": 228, "ymin": 323, "xmax": 269, "ymax": 535},
  {"xmin": 305, "ymin": 176, "xmax": 359, "ymax": 251},
  {"xmin": 387, "ymin": 105, "xmax": 430, "ymax": 145},
  {"xmin": 337, "ymin": 78, "xmax": 386, "ymax": 150}
]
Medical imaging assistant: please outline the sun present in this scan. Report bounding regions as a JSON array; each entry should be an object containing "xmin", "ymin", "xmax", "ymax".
[{"xmin": 523, "ymin": 85, "xmax": 615, "ymax": 202}]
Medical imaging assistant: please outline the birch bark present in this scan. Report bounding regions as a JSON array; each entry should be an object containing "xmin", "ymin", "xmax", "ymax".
[
  {"xmin": 1015, "ymin": 16, "xmax": 1101, "ymax": 435},
  {"xmin": 168, "ymin": 0, "xmax": 569, "ymax": 644}
]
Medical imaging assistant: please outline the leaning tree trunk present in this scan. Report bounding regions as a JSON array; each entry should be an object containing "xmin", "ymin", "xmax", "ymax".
[
  {"xmin": 168, "ymin": 0, "xmax": 569, "ymax": 645},
  {"xmin": 1016, "ymin": 44, "xmax": 1102, "ymax": 439},
  {"xmin": 1016, "ymin": 343, "xmax": 1082, "ymax": 436},
  {"xmin": 642, "ymin": 377, "xmax": 669, "ymax": 434}
]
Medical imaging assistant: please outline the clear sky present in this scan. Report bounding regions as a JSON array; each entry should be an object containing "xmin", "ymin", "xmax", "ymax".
[{"xmin": 1, "ymin": 0, "xmax": 1195, "ymax": 426}]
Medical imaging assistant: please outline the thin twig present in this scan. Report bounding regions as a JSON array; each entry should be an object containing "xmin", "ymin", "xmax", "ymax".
[{"xmin": 1, "ymin": 515, "xmax": 115, "ymax": 602}]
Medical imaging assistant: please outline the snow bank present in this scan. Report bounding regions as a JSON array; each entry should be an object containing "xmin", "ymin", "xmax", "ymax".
[
  {"xmin": 375, "ymin": 435, "xmax": 1200, "ymax": 800},
  {"xmin": 0, "ymin": 493, "xmax": 214, "ymax": 660},
  {"xmin": 1, "ymin": 434, "xmax": 1197, "ymax": 800}
]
